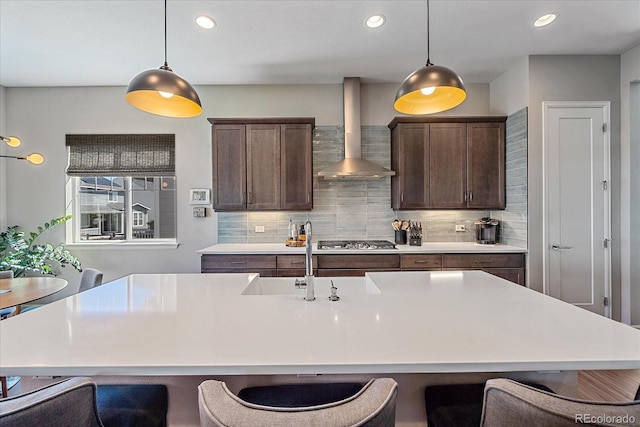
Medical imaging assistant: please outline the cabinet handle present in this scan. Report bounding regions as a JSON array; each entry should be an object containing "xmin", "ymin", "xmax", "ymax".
[
  {"xmin": 401, "ymin": 192, "xmax": 404, "ymax": 203},
  {"xmin": 464, "ymin": 192, "xmax": 467, "ymax": 202},
  {"xmin": 469, "ymin": 191, "xmax": 473, "ymax": 202},
  {"xmin": 248, "ymin": 192, "xmax": 252, "ymax": 204},
  {"xmin": 307, "ymin": 192, "xmax": 310, "ymax": 204}
]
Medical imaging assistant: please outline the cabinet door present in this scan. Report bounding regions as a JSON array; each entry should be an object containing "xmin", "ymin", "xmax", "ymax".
[
  {"xmin": 429, "ymin": 123, "xmax": 467, "ymax": 208},
  {"xmin": 212, "ymin": 125, "xmax": 246, "ymax": 210},
  {"xmin": 247, "ymin": 125, "xmax": 281, "ymax": 210},
  {"xmin": 391, "ymin": 124, "xmax": 429, "ymax": 209},
  {"xmin": 467, "ymin": 122, "xmax": 505, "ymax": 209},
  {"xmin": 281, "ymin": 124, "xmax": 313, "ymax": 210}
]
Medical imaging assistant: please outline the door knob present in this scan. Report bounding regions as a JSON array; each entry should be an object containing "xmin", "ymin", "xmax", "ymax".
[{"xmin": 551, "ymin": 244, "xmax": 573, "ymax": 251}]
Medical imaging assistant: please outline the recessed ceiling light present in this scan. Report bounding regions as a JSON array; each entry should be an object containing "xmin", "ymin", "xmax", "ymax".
[
  {"xmin": 534, "ymin": 13, "xmax": 557, "ymax": 27},
  {"xmin": 195, "ymin": 15, "xmax": 216, "ymax": 30},
  {"xmin": 366, "ymin": 14, "xmax": 386, "ymax": 29}
]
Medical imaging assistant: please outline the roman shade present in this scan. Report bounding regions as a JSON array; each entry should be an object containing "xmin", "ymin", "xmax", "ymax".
[{"xmin": 66, "ymin": 134, "xmax": 175, "ymax": 177}]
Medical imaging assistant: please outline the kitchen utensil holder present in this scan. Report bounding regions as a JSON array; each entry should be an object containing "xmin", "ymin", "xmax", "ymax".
[{"xmin": 394, "ymin": 230, "xmax": 407, "ymax": 245}]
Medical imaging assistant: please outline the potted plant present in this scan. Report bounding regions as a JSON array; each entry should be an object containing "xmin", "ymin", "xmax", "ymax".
[{"xmin": 0, "ymin": 215, "xmax": 82, "ymax": 277}]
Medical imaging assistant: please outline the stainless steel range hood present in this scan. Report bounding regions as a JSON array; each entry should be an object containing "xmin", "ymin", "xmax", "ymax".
[{"xmin": 318, "ymin": 77, "xmax": 395, "ymax": 180}]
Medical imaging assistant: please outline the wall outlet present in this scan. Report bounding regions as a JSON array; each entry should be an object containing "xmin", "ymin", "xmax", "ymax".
[
  {"xmin": 254, "ymin": 225, "xmax": 265, "ymax": 233},
  {"xmin": 455, "ymin": 224, "xmax": 466, "ymax": 232}
]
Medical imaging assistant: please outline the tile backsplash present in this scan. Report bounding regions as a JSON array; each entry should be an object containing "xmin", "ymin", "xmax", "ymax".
[{"xmin": 218, "ymin": 110, "xmax": 527, "ymax": 248}]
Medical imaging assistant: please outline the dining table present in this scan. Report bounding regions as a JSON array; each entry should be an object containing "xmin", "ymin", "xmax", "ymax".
[{"xmin": 0, "ymin": 277, "xmax": 68, "ymax": 310}]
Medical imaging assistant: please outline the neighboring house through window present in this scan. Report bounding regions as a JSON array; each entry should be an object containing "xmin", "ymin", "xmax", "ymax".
[{"xmin": 65, "ymin": 134, "xmax": 176, "ymax": 242}]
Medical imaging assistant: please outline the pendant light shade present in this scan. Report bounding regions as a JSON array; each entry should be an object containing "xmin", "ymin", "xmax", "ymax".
[
  {"xmin": 125, "ymin": 0, "xmax": 202, "ymax": 118},
  {"xmin": 126, "ymin": 65, "xmax": 202, "ymax": 118},
  {"xmin": 394, "ymin": 0, "xmax": 466, "ymax": 115}
]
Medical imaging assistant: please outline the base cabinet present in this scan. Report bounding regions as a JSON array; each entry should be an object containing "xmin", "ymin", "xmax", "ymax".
[{"xmin": 201, "ymin": 252, "xmax": 525, "ymax": 285}]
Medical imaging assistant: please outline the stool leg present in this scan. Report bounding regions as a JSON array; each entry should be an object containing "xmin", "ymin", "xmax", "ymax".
[{"xmin": 1, "ymin": 377, "xmax": 8, "ymax": 397}]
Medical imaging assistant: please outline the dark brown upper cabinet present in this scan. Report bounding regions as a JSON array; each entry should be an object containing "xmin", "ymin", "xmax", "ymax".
[
  {"xmin": 389, "ymin": 117, "xmax": 506, "ymax": 210},
  {"xmin": 210, "ymin": 118, "xmax": 314, "ymax": 211}
]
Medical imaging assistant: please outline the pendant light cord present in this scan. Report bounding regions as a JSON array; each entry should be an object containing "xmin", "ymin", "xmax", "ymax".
[
  {"xmin": 426, "ymin": 0, "xmax": 432, "ymax": 66},
  {"xmin": 163, "ymin": 0, "xmax": 168, "ymax": 67}
]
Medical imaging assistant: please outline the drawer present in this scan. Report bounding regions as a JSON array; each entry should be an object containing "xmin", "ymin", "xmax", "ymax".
[
  {"xmin": 401, "ymin": 254, "xmax": 442, "ymax": 270},
  {"xmin": 317, "ymin": 254, "xmax": 400, "ymax": 270},
  {"xmin": 201, "ymin": 254, "xmax": 276, "ymax": 270},
  {"xmin": 442, "ymin": 253, "xmax": 525, "ymax": 269},
  {"xmin": 201, "ymin": 268, "xmax": 276, "ymax": 277},
  {"xmin": 277, "ymin": 255, "xmax": 317, "ymax": 269}
]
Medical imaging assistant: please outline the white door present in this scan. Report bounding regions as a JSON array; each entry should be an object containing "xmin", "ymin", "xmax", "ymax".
[{"xmin": 543, "ymin": 102, "xmax": 611, "ymax": 317}]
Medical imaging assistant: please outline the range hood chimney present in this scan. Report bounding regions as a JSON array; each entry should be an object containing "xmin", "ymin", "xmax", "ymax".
[{"xmin": 318, "ymin": 77, "xmax": 395, "ymax": 179}]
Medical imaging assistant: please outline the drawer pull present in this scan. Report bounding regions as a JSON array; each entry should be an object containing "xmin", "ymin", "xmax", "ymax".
[
  {"xmin": 230, "ymin": 261, "xmax": 247, "ymax": 265},
  {"xmin": 290, "ymin": 261, "xmax": 305, "ymax": 265},
  {"xmin": 415, "ymin": 260, "xmax": 429, "ymax": 264}
]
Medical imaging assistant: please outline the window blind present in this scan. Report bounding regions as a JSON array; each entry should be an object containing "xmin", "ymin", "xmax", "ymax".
[{"xmin": 66, "ymin": 134, "xmax": 175, "ymax": 177}]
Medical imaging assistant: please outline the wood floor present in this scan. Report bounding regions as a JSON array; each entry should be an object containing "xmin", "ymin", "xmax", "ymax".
[{"xmin": 578, "ymin": 370, "xmax": 640, "ymax": 402}]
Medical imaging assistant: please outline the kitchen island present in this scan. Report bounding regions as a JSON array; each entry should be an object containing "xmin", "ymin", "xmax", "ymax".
[{"xmin": 1, "ymin": 271, "xmax": 638, "ymax": 426}]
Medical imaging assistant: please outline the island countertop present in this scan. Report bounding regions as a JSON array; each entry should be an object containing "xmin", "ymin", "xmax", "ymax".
[
  {"xmin": 197, "ymin": 242, "xmax": 527, "ymax": 255},
  {"xmin": 1, "ymin": 271, "xmax": 637, "ymax": 377}
]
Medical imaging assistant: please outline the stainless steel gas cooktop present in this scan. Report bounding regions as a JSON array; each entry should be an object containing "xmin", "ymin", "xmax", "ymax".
[{"xmin": 317, "ymin": 240, "xmax": 396, "ymax": 250}]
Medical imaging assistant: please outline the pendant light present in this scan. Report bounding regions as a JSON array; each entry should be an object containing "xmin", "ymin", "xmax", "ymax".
[
  {"xmin": 1, "ymin": 135, "xmax": 21, "ymax": 148},
  {"xmin": 394, "ymin": 0, "xmax": 466, "ymax": 115},
  {"xmin": 0, "ymin": 153, "xmax": 45, "ymax": 165},
  {"xmin": 125, "ymin": 0, "xmax": 202, "ymax": 118}
]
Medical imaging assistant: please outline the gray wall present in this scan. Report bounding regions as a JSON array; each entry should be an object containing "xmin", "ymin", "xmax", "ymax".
[
  {"xmin": 527, "ymin": 56, "xmax": 621, "ymax": 319},
  {"xmin": 620, "ymin": 44, "xmax": 640, "ymax": 326}
]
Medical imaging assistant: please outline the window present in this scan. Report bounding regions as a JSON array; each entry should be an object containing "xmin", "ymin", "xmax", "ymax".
[
  {"xmin": 107, "ymin": 191, "xmax": 119, "ymax": 202},
  {"xmin": 65, "ymin": 135, "xmax": 176, "ymax": 243}
]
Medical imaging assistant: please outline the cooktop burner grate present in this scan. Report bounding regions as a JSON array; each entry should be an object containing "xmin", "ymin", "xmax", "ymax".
[{"xmin": 317, "ymin": 240, "xmax": 396, "ymax": 250}]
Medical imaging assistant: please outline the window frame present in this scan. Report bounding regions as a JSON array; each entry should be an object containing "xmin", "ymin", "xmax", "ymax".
[{"xmin": 66, "ymin": 176, "xmax": 177, "ymax": 246}]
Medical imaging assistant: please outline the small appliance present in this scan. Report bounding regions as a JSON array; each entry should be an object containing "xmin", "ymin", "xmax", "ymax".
[{"xmin": 475, "ymin": 217, "xmax": 499, "ymax": 245}]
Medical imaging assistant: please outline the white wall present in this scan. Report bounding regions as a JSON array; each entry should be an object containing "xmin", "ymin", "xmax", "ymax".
[
  {"xmin": 489, "ymin": 57, "xmax": 529, "ymax": 116},
  {"xmin": 527, "ymin": 56, "xmax": 621, "ymax": 319},
  {"xmin": 620, "ymin": 44, "xmax": 640, "ymax": 326},
  {"xmin": 1, "ymin": 83, "xmax": 491, "ymax": 294}
]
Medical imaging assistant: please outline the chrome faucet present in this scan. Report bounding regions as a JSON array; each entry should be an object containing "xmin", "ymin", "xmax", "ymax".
[{"xmin": 294, "ymin": 221, "xmax": 315, "ymax": 301}]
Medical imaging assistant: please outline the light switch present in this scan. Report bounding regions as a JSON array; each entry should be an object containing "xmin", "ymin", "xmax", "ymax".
[
  {"xmin": 255, "ymin": 225, "xmax": 265, "ymax": 233},
  {"xmin": 193, "ymin": 207, "xmax": 206, "ymax": 217}
]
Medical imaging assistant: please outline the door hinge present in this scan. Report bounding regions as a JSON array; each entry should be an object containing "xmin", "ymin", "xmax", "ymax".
[
  {"xmin": 602, "ymin": 123, "xmax": 607, "ymax": 132},
  {"xmin": 602, "ymin": 180, "xmax": 608, "ymax": 190},
  {"xmin": 604, "ymin": 238, "xmax": 610, "ymax": 248},
  {"xmin": 604, "ymin": 296, "xmax": 609, "ymax": 307}
]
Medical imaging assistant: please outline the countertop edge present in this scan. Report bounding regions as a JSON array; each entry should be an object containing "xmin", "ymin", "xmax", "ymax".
[{"xmin": 198, "ymin": 243, "xmax": 528, "ymax": 255}]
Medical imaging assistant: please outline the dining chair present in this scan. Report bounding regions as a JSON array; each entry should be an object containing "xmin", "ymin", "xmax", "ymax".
[
  {"xmin": 78, "ymin": 268, "xmax": 104, "ymax": 293},
  {"xmin": 0, "ymin": 377, "xmax": 103, "ymax": 426},
  {"xmin": 198, "ymin": 378, "xmax": 398, "ymax": 427},
  {"xmin": 480, "ymin": 378, "xmax": 640, "ymax": 427}
]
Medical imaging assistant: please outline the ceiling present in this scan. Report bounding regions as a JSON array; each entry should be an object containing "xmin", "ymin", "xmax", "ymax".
[{"xmin": 1, "ymin": 1, "xmax": 639, "ymax": 88}]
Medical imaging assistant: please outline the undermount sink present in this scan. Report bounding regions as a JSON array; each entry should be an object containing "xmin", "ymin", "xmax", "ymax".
[{"xmin": 241, "ymin": 276, "xmax": 381, "ymax": 296}]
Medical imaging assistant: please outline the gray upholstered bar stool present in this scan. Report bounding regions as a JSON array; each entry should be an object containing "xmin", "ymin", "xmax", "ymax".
[
  {"xmin": 480, "ymin": 378, "xmax": 640, "ymax": 426},
  {"xmin": 198, "ymin": 378, "xmax": 398, "ymax": 427},
  {"xmin": 424, "ymin": 381, "xmax": 554, "ymax": 427}
]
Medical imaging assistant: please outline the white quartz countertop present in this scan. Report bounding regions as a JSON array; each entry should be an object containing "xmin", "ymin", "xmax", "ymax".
[
  {"xmin": 1, "ymin": 271, "xmax": 637, "ymax": 377},
  {"xmin": 197, "ymin": 242, "xmax": 527, "ymax": 254}
]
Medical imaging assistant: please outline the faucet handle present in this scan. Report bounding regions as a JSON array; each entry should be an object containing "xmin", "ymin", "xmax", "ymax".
[{"xmin": 294, "ymin": 278, "xmax": 306, "ymax": 288}]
